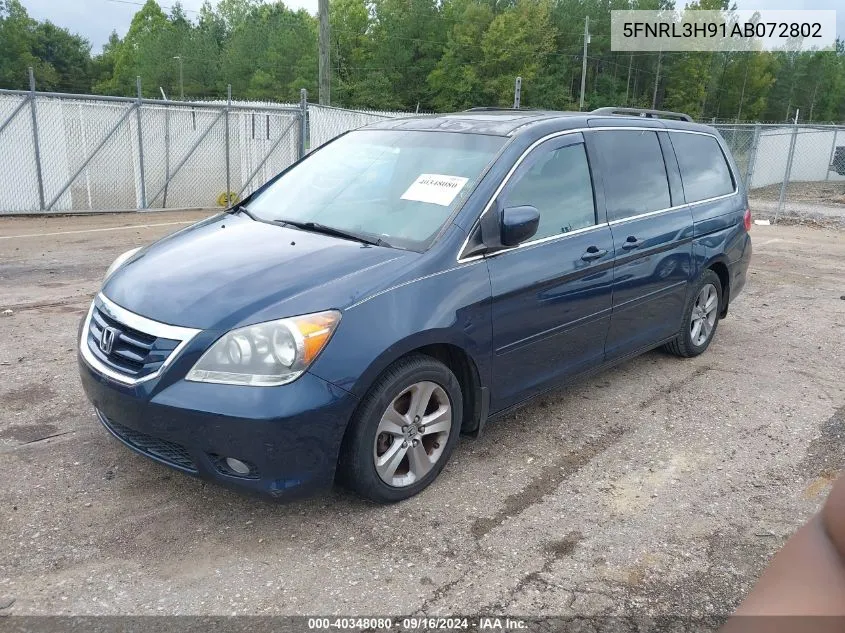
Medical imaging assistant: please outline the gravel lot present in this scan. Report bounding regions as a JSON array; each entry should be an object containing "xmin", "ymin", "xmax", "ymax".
[
  {"xmin": 749, "ymin": 182, "xmax": 845, "ymax": 227},
  {"xmin": 750, "ymin": 181, "xmax": 845, "ymax": 205},
  {"xmin": 1, "ymin": 212, "xmax": 843, "ymax": 617}
]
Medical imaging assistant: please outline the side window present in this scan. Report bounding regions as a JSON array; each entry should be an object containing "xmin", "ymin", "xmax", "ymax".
[
  {"xmin": 504, "ymin": 143, "xmax": 596, "ymax": 240},
  {"xmin": 593, "ymin": 130, "xmax": 671, "ymax": 221},
  {"xmin": 669, "ymin": 132, "xmax": 735, "ymax": 202}
]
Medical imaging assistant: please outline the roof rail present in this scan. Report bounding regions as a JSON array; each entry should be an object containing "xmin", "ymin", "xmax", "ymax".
[
  {"xmin": 590, "ymin": 107, "xmax": 693, "ymax": 122},
  {"xmin": 464, "ymin": 106, "xmax": 532, "ymax": 112}
]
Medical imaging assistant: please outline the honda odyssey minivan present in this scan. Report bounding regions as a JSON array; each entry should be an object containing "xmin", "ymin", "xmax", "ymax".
[{"xmin": 79, "ymin": 107, "xmax": 752, "ymax": 502}]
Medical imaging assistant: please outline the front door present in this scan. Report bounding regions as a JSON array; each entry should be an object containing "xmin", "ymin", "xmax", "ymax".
[{"xmin": 486, "ymin": 134, "xmax": 614, "ymax": 412}]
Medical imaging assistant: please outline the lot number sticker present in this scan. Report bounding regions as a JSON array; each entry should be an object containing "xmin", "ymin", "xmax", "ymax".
[{"xmin": 401, "ymin": 174, "xmax": 469, "ymax": 207}]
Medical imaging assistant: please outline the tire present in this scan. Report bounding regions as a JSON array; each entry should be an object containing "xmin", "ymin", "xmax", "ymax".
[
  {"xmin": 337, "ymin": 354, "xmax": 463, "ymax": 503},
  {"xmin": 663, "ymin": 269, "xmax": 723, "ymax": 358}
]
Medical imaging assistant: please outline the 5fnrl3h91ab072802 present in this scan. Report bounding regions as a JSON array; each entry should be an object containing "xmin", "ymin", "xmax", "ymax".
[{"xmin": 78, "ymin": 107, "xmax": 752, "ymax": 503}]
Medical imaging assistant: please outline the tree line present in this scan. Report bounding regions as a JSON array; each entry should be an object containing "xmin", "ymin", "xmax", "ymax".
[{"xmin": 1, "ymin": 0, "xmax": 844, "ymax": 122}]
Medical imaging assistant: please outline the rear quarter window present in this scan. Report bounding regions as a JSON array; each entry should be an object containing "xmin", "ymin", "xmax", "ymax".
[{"xmin": 669, "ymin": 132, "xmax": 735, "ymax": 203}]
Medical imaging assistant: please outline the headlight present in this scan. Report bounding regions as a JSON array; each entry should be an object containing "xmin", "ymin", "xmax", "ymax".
[
  {"xmin": 104, "ymin": 247, "xmax": 141, "ymax": 282},
  {"xmin": 186, "ymin": 310, "xmax": 341, "ymax": 386}
]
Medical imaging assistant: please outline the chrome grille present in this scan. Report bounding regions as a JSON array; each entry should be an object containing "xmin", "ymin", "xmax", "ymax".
[
  {"xmin": 86, "ymin": 302, "xmax": 179, "ymax": 379},
  {"xmin": 80, "ymin": 294, "xmax": 201, "ymax": 385}
]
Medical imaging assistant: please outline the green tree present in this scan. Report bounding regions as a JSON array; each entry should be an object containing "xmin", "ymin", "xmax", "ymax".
[
  {"xmin": 91, "ymin": 31, "xmax": 121, "ymax": 94},
  {"xmin": 30, "ymin": 21, "xmax": 92, "ymax": 93},
  {"xmin": 366, "ymin": 0, "xmax": 448, "ymax": 110},
  {"xmin": 479, "ymin": 0, "xmax": 557, "ymax": 107},
  {"xmin": 763, "ymin": 50, "xmax": 804, "ymax": 121},
  {"xmin": 795, "ymin": 48, "xmax": 845, "ymax": 122},
  {"xmin": 188, "ymin": 1, "xmax": 225, "ymax": 96},
  {"xmin": 706, "ymin": 52, "xmax": 776, "ymax": 121},
  {"xmin": 0, "ymin": 0, "xmax": 57, "ymax": 89},
  {"xmin": 221, "ymin": 3, "xmax": 317, "ymax": 101},
  {"xmin": 330, "ymin": 0, "xmax": 373, "ymax": 106},
  {"xmin": 0, "ymin": 0, "xmax": 843, "ymax": 121},
  {"xmin": 216, "ymin": 0, "xmax": 261, "ymax": 33},
  {"xmin": 428, "ymin": 0, "xmax": 494, "ymax": 111},
  {"xmin": 108, "ymin": 0, "xmax": 173, "ymax": 96}
]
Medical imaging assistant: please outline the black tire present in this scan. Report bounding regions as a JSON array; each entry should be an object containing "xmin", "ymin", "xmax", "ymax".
[
  {"xmin": 337, "ymin": 354, "xmax": 463, "ymax": 503},
  {"xmin": 663, "ymin": 269, "xmax": 723, "ymax": 358}
]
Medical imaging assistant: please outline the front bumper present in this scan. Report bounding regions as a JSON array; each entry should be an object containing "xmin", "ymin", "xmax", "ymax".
[{"xmin": 79, "ymin": 353, "xmax": 357, "ymax": 499}]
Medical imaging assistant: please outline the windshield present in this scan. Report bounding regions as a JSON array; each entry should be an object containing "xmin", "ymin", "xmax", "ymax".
[{"xmin": 246, "ymin": 129, "xmax": 506, "ymax": 250}]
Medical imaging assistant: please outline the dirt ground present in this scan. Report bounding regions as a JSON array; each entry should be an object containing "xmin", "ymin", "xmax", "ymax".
[
  {"xmin": 748, "ymin": 182, "xmax": 845, "ymax": 227},
  {"xmin": 1, "ymin": 212, "xmax": 844, "ymax": 617},
  {"xmin": 750, "ymin": 181, "xmax": 845, "ymax": 205}
]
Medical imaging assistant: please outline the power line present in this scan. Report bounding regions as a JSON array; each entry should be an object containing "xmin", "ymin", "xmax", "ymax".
[
  {"xmin": 586, "ymin": 55, "xmax": 659, "ymax": 77},
  {"xmin": 330, "ymin": 28, "xmax": 588, "ymax": 63}
]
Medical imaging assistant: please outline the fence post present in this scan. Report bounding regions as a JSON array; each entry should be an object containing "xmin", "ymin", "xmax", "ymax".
[
  {"xmin": 162, "ymin": 99, "xmax": 171, "ymax": 208},
  {"xmin": 775, "ymin": 124, "xmax": 798, "ymax": 224},
  {"xmin": 299, "ymin": 88, "xmax": 308, "ymax": 159},
  {"xmin": 28, "ymin": 67, "xmax": 46, "ymax": 211},
  {"xmin": 745, "ymin": 124, "xmax": 761, "ymax": 188},
  {"xmin": 135, "ymin": 77, "xmax": 147, "ymax": 209},
  {"xmin": 825, "ymin": 129, "xmax": 838, "ymax": 182},
  {"xmin": 225, "ymin": 84, "xmax": 232, "ymax": 205}
]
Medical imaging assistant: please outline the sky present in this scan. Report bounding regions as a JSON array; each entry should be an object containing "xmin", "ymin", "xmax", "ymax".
[
  {"xmin": 20, "ymin": 0, "xmax": 319, "ymax": 53},
  {"xmin": 19, "ymin": 0, "xmax": 843, "ymax": 54}
]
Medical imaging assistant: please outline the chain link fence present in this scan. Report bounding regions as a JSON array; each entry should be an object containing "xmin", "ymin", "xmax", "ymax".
[
  {"xmin": 0, "ymin": 78, "xmax": 427, "ymax": 215},
  {"xmin": 306, "ymin": 103, "xmax": 407, "ymax": 151},
  {"xmin": 0, "ymin": 83, "xmax": 305, "ymax": 214},
  {"xmin": 2, "ymin": 79, "xmax": 843, "ymax": 224},
  {"xmin": 713, "ymin": 123, "xmax": 845, "ymax": 224}
]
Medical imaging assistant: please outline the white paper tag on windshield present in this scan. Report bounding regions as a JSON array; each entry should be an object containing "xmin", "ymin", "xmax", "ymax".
[{"xmin": 400, "ymin": 174, "xmax": 469, "ymax": 207}]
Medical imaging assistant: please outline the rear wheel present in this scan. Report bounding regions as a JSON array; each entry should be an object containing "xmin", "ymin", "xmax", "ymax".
[
  {"xmin": 663, "ymin": 269, "xmax": 723, "ymax": 358},
  {"xmin": 337, "ymin": 354, "xmax": 462, "ymax": 503}
]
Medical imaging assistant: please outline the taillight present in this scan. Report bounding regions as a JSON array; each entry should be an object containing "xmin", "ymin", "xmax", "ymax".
[{"xmin": 743, "ymin": 207, "xmax": 752, "ymax": 231}]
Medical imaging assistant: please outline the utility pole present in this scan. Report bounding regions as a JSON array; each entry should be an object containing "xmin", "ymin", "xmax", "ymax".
[
  {"xmin": 625, "ymin": 54, "xmax": 633, "ymax": 106},
  {"xmin": 173, "ymin": 56, "xmax": 184, "ymax": 99},
  {"xmin": 579, "ymin": 16, "xmax": 590, "ymax": 111},
  {"xmin": 513, "ymin": 76, "xmax": 522, "ymax": 109},
  {"xmin": 652, "ymin": 50, "xmax": 662, "ymax": 109},
  {"xmin": 318, "ymin": 0, "xmax": 330, "ymax": 105}
]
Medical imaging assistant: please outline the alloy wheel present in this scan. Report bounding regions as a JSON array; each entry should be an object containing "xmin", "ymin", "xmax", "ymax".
[
  {"xmin": 373, "ymin": 381, "xmax": 452, "ymax": 487},
  {"xmin": 690, "ymin": 283, "xmax": 718, "ymax": 347}
]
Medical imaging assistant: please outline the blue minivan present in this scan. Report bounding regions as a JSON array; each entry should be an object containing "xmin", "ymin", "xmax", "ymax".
[{"xmin": 79, "ymin": 107, "xmax": 752, "ymax": 502}]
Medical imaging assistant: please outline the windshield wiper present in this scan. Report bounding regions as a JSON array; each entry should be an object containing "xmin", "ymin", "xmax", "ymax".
[
  {"xmin": 229, "ymin": 202, "xmax": 257, "ymax": 221},
  {"xmin": 275, "ymin": 219, "xmax": 390, "ymax": 247}
]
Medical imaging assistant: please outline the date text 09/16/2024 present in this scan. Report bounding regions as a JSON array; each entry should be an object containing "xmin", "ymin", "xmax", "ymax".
[{"xmin": 306, "ymin": 617, "xmax": 529, "ymax": 630}]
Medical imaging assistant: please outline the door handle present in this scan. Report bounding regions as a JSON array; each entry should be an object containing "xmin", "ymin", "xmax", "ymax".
[
  {"xmin": 621, "ymin": 236, "xmax": 642, "ymax": 250},
  {"xmin": 581, "ymin": 246, "xmax": 608, "ymax": 262}
]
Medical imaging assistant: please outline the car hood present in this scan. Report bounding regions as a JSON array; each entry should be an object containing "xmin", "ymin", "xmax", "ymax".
[{"xmin": 103, "ymin": 214, "xmax": 416, "ymax": 330}]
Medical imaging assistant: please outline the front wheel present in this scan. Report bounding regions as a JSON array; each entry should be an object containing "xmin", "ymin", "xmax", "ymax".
[
  {"xmin": 337, "ymin": 354, "xmax": 462, "ymax": 503},
  {"xmin": 663, "ymin": 269, "xmax": 723, "ymax": 358}
]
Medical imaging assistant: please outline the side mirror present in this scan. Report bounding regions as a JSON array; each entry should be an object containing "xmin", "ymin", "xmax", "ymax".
[{"xmin": 501, "ymin": 205, "xmax": 539, "ymax": 247}]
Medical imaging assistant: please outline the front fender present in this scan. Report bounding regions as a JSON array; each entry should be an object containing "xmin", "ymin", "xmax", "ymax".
[{"xmin": 307, "ymin": 260, "xmax": 493, "ymax": 398}]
